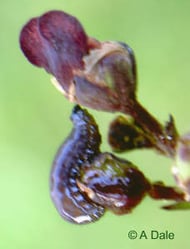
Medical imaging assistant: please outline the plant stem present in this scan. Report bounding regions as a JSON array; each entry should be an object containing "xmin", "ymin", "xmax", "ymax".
[{"xmin": 123, "ymin": 101, "xmax": 177, "ymax": 157}]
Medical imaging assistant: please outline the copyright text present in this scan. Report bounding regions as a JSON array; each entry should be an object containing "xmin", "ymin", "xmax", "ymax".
[{"xmin": 128, "ymin": 230, "xmax": 175, "ymax": 240}]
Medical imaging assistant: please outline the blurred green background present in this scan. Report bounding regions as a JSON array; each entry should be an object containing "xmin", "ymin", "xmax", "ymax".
[{"xmin": 1, "ymin": 0, "xmax": 190, "ymax": 248}]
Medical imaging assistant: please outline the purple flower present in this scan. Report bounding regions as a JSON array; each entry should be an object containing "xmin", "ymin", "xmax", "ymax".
[
  {"xmin": 20, "ymin": 10, "xmax": 136, "ymax": 112},
  {"xmin": 20, "ymin": 11, "xmax": 95, "ymax": 92}
]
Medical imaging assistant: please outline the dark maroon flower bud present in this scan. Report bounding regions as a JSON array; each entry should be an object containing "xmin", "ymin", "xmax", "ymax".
[
  {"xmin": 20, "ymin": 10, "xmax": 98, "ymax": 93},
  {"xmin": 108, "ymin": 115, "xmax": 154, "ymax": 152}
]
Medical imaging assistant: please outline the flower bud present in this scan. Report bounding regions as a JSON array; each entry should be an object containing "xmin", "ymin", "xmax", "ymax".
[
  {"xmin": 20, "ymin": 10, "xmax": 91, "ymax": 92},
  {"xmin": 108, "ymin": 115, "xmax": 154, "ymax": 152}
]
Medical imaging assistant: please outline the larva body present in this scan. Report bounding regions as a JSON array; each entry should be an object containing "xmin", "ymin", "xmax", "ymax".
[{"xmin": 50, "ymin": 105, "xmax": 105, "ymax": 224}]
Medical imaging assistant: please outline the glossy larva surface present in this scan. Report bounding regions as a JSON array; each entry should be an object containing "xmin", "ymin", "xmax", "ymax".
[{"xmin": 50, "ymin": 105, "xmax": 105, "ymax": 224}]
